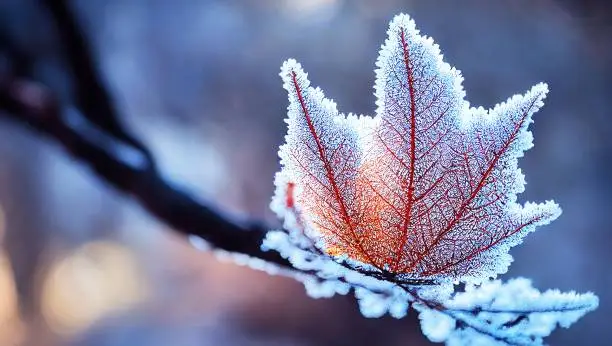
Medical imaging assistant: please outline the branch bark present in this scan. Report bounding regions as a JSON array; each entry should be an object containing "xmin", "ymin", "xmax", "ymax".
[
  {"xmin": 0, "ymin": 0, "xmax": 292, "ymax": 270},
  {"xmin": 41, "ymin": 0, "xmax": 157, "ymax": 168}
]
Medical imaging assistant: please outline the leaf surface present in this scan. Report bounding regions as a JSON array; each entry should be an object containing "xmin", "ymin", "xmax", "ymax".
[{"xmin": 277, "ymin": 14, "xmax": 560, "ymax": 282}]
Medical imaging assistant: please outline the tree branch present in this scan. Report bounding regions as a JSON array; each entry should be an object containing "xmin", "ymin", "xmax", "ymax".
[
  {"xmin": 0, "ymin": 76, "xmax": 291, "ymax": 269},
  {"xmin": 40, "ymin": 0, "xmax": 157, "ymax": 169},
  {"xmin": 0, "ymin": 0, "xmax": 292, "ymax": 270}
]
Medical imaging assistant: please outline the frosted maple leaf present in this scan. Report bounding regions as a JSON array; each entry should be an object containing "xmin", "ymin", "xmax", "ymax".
[
  {"xmin": 261, "ymin": 13, "xmax": 598, "ymax": 345},
  {"xmin": 274, "ymin": 14, "xmax": 559, "ymax": 283}
]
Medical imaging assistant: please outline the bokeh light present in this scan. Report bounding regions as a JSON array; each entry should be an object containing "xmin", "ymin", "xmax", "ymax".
[
  {"xmin": 0, "ymin": 206, "xmax": 25, "ymax": 345},
  {"xmin": 41, "ymin": 241, "xmax": 148, "ymax": 336}
]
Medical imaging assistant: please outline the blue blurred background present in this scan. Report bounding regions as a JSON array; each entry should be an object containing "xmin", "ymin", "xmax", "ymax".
[{"xmin": 0, "ymin": 0, "xmax": 610, "ymax": 345}]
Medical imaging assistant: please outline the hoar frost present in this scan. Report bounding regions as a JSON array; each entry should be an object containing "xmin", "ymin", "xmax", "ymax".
[{"xmin": 260, "ymin": 12, "xmax": 597, "ymax": 345}]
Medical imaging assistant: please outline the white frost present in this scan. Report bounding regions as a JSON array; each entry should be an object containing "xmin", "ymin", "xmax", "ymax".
[
  {"xmin": 418, "ymin": 278, "xmax": 599, "ymax": 345},
  {"xmin": 419, "ymin": 308, "xmax": 456, "ymax": 343}
]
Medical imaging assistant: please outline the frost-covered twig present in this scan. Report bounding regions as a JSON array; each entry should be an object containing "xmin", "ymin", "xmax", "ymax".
[{"xmin": 414, "ymin": 279, "xmax": 598, "ymax": 345}]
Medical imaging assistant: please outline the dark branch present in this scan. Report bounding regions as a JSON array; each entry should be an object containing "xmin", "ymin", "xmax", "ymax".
[
  {"xmin": 0, "ymin": 0, "xmax": 293, "ymax": 270},
  {"xmin": 0, "ymin": 76, "xmax": 291, "ymax": 269},
  {"xmin": 40, "ymin": 0, "xmax": 157, "ymax": 170}
]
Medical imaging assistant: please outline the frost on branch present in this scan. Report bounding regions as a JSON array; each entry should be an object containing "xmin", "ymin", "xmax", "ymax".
[
  {"xmin": 262, "ymin": 12, "xmax": 597, "ymax": 344},
  {"xmin": 417, "ymin": 278, "xmax": 598, "ymax": 345}
]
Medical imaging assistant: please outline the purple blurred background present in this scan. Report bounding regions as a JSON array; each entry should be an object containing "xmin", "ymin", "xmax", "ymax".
[{"xmin": 0, "ymin": 0, "xmax": 610, "ymax": 345}]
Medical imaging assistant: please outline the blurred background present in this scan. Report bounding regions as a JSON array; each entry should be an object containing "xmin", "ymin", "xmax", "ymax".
[{"xmin": 0, "ymin": 0, "xmax": 610, "ymax": 345}]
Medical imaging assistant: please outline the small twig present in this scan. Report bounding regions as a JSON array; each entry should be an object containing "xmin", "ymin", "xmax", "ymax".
[
  {"xmin": 40, "ymin": 0, "xmax": 157, "ymax": 169},
  {"xmin": 400, "ymin": 285, "xmax": 530, "ymax": 346}
]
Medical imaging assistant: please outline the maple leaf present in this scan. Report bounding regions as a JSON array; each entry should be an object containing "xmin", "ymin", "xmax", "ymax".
[
  {"xmin": 273, "ymin": 14, "xmax": 560, "ymax": 284},
  {"xmin": 258, "ymin": 13, "xmax": 597, "ymax": 344}
]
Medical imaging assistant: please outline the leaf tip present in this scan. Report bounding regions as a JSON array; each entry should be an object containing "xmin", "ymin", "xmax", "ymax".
[
  {"xmin": 533, "ymin": 81, "xmax": 549, "ymax": 94},
  {"xmin": 280, "ymin": 58, "xmax": 309, "ymax": 92},
  {"xmin": 280, "ymin": 58, "xmax": 301, "ymax": 75},
  {"xmin": 389, "ymin": 13, "xmax": 417, "ymax": 33}
]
